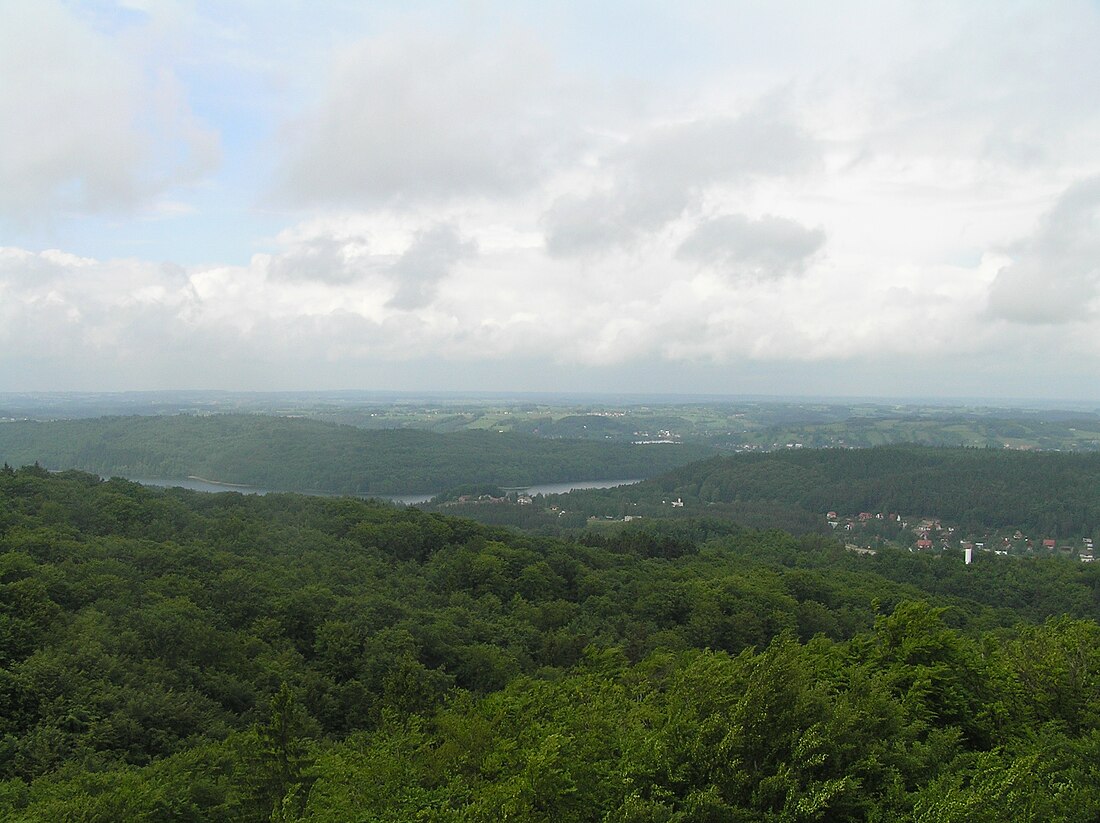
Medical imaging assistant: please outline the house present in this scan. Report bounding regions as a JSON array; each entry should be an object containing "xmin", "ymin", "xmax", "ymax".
[
  {"xmin": 827, "ymin": 511, "xmax": 838, "ymax": 520},
  {"xmin": 1042, "ymin": 539, "xmax": 1056, "ymax": 549},
  {"xmin": 858, "ymin": 512, "xmax": 873, "ymax": 522},
  {"xmin": 916, "ymin": 539, "xmax": 934, "ymax": 550}
]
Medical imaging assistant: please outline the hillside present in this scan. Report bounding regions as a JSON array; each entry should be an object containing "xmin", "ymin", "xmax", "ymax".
[
  {"xmin": 1, "ymin": 467, "xmax": 1100, "ymax": 819},
  {"xmin": 0, "ymin": 414, "xmax": 712, "ymax": 495},
  {"xmin": 536, "ymin": 445, "xmax": 1100, "ymax": 538}
]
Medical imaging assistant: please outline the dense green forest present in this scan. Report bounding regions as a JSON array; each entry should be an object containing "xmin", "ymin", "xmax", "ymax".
[
  {"xmin": 425, "ymin": 493, "xmax": 830, "ymax": 538},
  {"xmin": 2, "ymin": 467, "xmax": 1100, "ymax": 819},
  {"xmin": 0, "ymin": 415, "xmax": 712, "ymax": 495},
  {"xmin": 529, "ymin": 446, "xmax": 1100, "ymax": 538}
]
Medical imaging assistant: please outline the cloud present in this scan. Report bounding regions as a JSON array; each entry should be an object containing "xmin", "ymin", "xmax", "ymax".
[
  {"xmin": 278, "ymin": 27, "xmax": 577, "ymax": 208},
  {"xmin": 887, "ymin": 2, "xmax": 1100, "ymax": 175},
  {"xmin": 543, "ymin": 102, "xmax": 819, "ymax": 257},
  {"xmin": 7, "ymin": 2, "xmax": 1100, "ymax": 398},
  {"xmin": 388, "ymin": 224, "xmax": 477, "ymax": 310},
  {"xmin": 263, "ymin": 219, "xmax": 477, "ymax": 308},
  {"xmin": 0, "ymin": 246, "xmax": 200, "ymax": 375},
  {"xmin": 628, "ymin": 104, "xmax": 819, "ymax": 192},
  {"xmin": 267, "ymin": 234, "xmax": 374, "ymax": 285},
  {"xmin": 541, "ymin": 192, "xmax": 638, "ymax": 258},
  {"xmin": 676, "ymin": 214, "xmax": 825, "ymax": 280},
  {"xmin": 0, "ymin": 247, "xmax": 85, "ymax": 287},
  {"xmin": 0, "ymin": 230, "xmax": 1068, "ymax": 397},
  {"xmin": 0, "ymin": 1, "xmax": 219, "ymax": 221},
  {"xmin": 987, "ymin": 176, "xmax": 1100, "ymax": 324}
]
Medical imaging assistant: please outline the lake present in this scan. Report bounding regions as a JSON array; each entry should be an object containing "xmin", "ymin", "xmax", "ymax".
[{"xmin": 128, "ymin": 476, "xmax": 641, "ymax": 505}]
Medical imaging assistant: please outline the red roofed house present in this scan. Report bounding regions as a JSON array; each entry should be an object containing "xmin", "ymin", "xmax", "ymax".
[
  {"xmin": 1043, "ymin": 539, "xmax": 1056, "ymax": 549},
  {"xmin": 916, "ymin": 539, "xmax": 934, "ymax": 550}
]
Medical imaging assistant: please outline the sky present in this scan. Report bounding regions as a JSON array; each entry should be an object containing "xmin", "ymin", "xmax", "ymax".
[{"xmin": 2, "ymin": 0, "xmax": 1100, "ymax": 400}]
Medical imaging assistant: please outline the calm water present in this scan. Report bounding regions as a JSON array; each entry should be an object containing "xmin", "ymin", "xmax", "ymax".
[
  {"xmin": 130, "ymin": 477, "xmax": 278, "ymax": 495},
  {"xmin": 128, "ymin": 476, "xmax": 641, "ymax": 505},
  {"xmin": 516, "ymin": 478, "xmax": 642, "ymax": 496}
]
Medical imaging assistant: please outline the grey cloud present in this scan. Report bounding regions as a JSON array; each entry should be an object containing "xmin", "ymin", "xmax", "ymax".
[
  {"xmin": 544, "ymin": 104, "xmax": 819, "ymax": 257},
  {"xmin": 159, "ymin": 262, "xmax": 190, "ymax": 285},
  {"xmin": 279, "ymin": 31, "xmax": 573, "ymax": 207},
  {"xmin": 542, "ymin": 192, "xmax": 643, "ymax": 258},
  {"xmin": 987, "ymin": 176, "xmax": 1100, "ymax": 324},
  {"xmin": 676, "ymin": 214, "xmax": 825, "ymax": 279},
  {"xmin": 388, "ymin": 224, "xmax": 477, "ymax": 309},
  {"xmin": 628, "ymin": 109, "xmax": 818, "ymax": 192},
  {"xmin": 267, "ymin": 235, "xmax": 374, "ymax": 284}
]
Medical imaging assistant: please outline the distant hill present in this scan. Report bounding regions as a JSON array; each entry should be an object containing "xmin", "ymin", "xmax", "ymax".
[{"xmin": 0, "ymin": 414, "xmax": 713, "ymax": 495}]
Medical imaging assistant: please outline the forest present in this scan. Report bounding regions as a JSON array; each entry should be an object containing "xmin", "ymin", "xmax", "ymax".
[
  {"xmin": 2, "ymin": 466, "xmax": 1100, "ymax": 820},
  {"xmin": 0, "ymin": 415, "xmax": 711, "ymax": 495},
  {"xmin": 515, "ymin": 445, "xmax": 1100, "ymax": 539}
]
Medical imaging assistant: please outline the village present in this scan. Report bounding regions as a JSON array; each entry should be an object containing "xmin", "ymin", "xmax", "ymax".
[
  {"xmin": 827, "ymin": 510, "xmax": 1096, "ymax": 562},
  {"xmin": 423, "ymin": 490, "xmax": 1100, "ymax": 564}
]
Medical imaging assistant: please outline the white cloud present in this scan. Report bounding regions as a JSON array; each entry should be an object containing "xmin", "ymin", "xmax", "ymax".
[
  {"xmin": 0, "ymin": 222, "xmax": 1083, "ymax": 397},
  {"xmin": 0, "ymin": 1, "xmax": 218, "ymax": 221},
  {"xmin": 278, "ymin": 26, "xmax": 582, "ymax": 208},
  {"xmin": 4, "ymin": 2, "xmax": 1100, "ymax": 398},
  {"xmin": 543, "ymin": 101, "xmax": 820, "ymax": 257}
]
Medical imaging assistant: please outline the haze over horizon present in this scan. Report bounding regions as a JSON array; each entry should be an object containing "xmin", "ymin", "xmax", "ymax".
[{"xmin": 3, "ymin": 1, "xmax": 1099, "ymax": 400}]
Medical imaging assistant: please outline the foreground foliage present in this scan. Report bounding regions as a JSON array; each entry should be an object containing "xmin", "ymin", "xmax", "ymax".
[{"xmin": 1, "ymin": 466, "xmax": 1099, "ymax": 820}]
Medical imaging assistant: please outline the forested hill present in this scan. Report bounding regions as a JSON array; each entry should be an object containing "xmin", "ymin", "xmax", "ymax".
[
  {"xmin": 569, "ymin": 445, "xmax": 1100, "ymax": 536},
  {"xmin": 0, "ymin": 414, "xmax": 712, "ymax": 494},
  {"xmin": 2, "ymin": 467, "xmax": 1100, "ymax": 819}
]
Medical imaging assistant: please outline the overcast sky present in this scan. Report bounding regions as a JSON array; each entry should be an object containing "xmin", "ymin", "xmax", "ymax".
[{"xmin": 2, "ymin": 0, "xmax": 1100, "ymax": 400}]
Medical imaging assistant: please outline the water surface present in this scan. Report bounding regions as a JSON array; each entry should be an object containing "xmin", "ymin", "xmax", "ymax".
[{"xmin": 128, "ymin": 476, "xmax": 640, "ymax": 505}]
